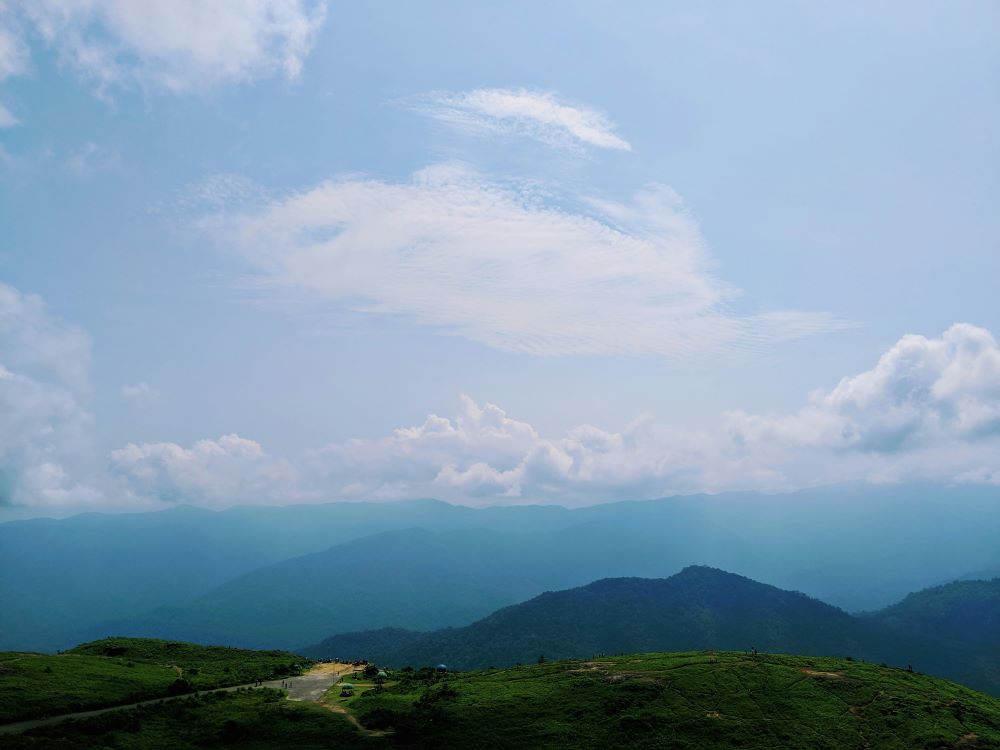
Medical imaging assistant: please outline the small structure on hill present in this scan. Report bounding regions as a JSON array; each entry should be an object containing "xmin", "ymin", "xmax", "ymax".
[
  {"xmin": 435, "ymin": 663, "xmax": 448, "ymax": 673},
  {"xmin": 340, "ymin": 682, "xmax": 354, "ymax": 697}
]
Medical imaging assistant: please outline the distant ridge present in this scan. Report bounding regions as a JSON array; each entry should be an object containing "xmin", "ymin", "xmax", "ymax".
[{"xmin": 3, "ymin": 483, "xmax": 999, "ymax": 653}]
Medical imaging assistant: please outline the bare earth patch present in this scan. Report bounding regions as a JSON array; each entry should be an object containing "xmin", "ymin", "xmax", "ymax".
[{"xmin": 800, "ymin": 668, "xmax": 846, "ymax": 681}]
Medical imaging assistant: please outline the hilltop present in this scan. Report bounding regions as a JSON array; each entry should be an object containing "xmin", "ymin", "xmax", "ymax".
[
  {"xmin": 348, "ymin": 651, "xmax": 1000, "ymax": 748},
  {"xmin": 346, "ymin": 651, "xmax": 1000, "ymax": 748},
  {"xmin": 0, "ymin": 637, "xmax": 307, "ymax": 725},
  {"xmin": 303, "ymin": 566, "xmax": 999, "ymax": 695}
]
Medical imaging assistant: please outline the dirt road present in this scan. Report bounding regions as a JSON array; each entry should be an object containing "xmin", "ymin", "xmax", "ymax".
[{"xmin": 0, "ymin": 662, "xmax": 352, "ymax": 736}]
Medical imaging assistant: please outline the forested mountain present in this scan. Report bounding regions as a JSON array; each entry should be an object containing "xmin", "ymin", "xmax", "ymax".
[{"xmin": 303, "ymin": 567, "xmax": 1000, "ymax": 696}]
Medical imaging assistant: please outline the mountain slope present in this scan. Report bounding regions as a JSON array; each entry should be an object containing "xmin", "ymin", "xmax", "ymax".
[
  {"xmin": 98, "ymin": 528, "xmax": 600, "ymax": 649},
  {"xmin": 304, "ymin": 567, "xmax": 884, "ymax": 666},
  {"xmin": 0, "ymin": 500, "xmax": 574, "ymax": 651},
  {"xmin": 867, "ymin": 577, "xmax": 1000, "ymax": 693},
  {"xmin": 868, "ymin": 578, "xmax": 1000, "ymax": 647},
  {"xmin": 303, "ymin": 567, "xmax": 997, "ymax": 695}
]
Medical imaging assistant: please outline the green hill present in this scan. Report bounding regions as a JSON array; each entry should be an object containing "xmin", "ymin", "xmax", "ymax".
[
  {"xmin": 0, "ymin": 637, "xmax": 308, "ymax": 724},
  {"xmin": 303, "ymin": 567, "xmax": 997, "ymax": 695},
  {"xmin": 347, "ymin": 651, "xmax": 1000, "ymax": 749}
]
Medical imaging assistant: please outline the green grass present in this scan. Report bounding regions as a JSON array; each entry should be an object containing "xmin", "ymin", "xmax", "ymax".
[
  {"xmin": 6, "ymin": 649, "xmax": 1000, "ymax": 748},
  {"xmin": 5, "ymin": 689, "xmax": 386, "ymax": 749},
  {"xmin": 350, "ymin": 651, "xmax": 1000, "ymax": 749},
  {"xmin": 0, "ymin": 637, "xmax": 310, "ymax": 724}
]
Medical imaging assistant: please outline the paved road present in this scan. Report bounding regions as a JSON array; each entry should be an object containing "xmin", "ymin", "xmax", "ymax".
[{"xmin": 0, "ymin": 664, "xmax": 347, "ymax": 736}]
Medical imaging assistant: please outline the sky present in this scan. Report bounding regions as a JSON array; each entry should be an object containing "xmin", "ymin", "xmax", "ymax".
[{"xmin": 0, "ymin": 1, "xmax": 998, "ymax": 519}]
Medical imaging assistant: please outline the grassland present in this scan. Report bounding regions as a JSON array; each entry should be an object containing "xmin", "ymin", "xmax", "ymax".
[
  {"xmin": 4, "ymin": 689, "xmax": 383, "ymax": 749},
  {"xmin": 0, "ymin": 637, "xmax": 309, "ymax": 724},
  {"xmin": 348, "ymin": 651, "xmax": 1000, "ymax": 749},
  {"xmin": 6, "ymin": 649, "xmax": 1000, "ymax": 748}
]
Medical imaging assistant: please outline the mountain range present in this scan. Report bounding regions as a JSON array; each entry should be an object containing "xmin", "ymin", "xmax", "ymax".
[{"xmin": 3, "ymin": 483, "xmax": 999, "ymax": 653}]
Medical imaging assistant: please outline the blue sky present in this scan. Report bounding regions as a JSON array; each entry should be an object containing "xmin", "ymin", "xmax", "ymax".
[{"xmin": 1, "ymin": 1, "xmax": 998, "ymax": 517}]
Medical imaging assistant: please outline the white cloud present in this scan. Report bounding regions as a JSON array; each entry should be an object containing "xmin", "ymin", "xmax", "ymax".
[
  {"xmin": 121, "ymin": 381, "xmax": 159, "ymax": 406},
  {"xmin": 306, "ymin": 395, "xmax": 538, "ymax": 499},
  {"xmin": 0, "ymin": 2, "xmax": 29, "ymax": 127},
  {"xmin": 116, "ymin": 325, "xmax": 997, "ymax": 507},
  {"xmin": 726, "ymin": 323, "xmax": 1000, "ymax": 453},
  {"xmin": 201, "ymin": 164, "xmax": 842, "ymax": 358},
  {"xmin": 0, "ymin": 282, "xmax": 99, "ymax": 508},
  {"xmin": 109, "ymin": 434, "xmax": 298, "ymax": 506},
  {"xmin": 416, "ymin": 88, "xmax": 631, "ymax": 152},
  {"xmin": 3, "ymin": 0, "xmax": 325, "ymax": 98},
  {"xmin": 5, "ymin": 296, "xmax": 997, "ymax": 510}
]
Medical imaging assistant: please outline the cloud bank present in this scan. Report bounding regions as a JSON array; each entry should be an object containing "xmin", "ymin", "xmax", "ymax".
[
  {"xmin": 3, "ymin": 276, "xmax": 996, "ymax": 510},
  {"xmin": 201, "ymin": 164, "xmax": 842, "ymax": 358},
  {"xmin": 110, "ymin": 434, "xmax": 296, "ymax": 506},
  {"xmin": 105, "ymin": 325, "xmax": 1000, "ymax": 509},
  {"xmin": 1, "ymin": 0, "xmax": 326, "ymax": 104},
  {"xmin": 417, "ymin": 88, "xmax": 632, "ymax": 152}
]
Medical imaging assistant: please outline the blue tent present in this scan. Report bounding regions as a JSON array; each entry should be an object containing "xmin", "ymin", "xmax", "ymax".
[{"xmin": 435, "ymin": 664, "xmax": 448, "ymax": 672}]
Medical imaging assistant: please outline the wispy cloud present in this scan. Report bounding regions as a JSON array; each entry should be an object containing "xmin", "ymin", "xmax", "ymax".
[
  {"xmin": 0, "ymin": 4, "xmax": 29, "ymax": 127},
  {"xmin": 197, "ymin": 164, "xmax": 842, "ymax": 358},
  {"xmin": 3, "ymin": 0, "xmax": 326, "ymax": 100},
  {"xmin": 121, "ymin": 381, "xmax": 160, "ymax": 406},
  {"xmin": 416, "ymin": 88, "xmax": 632, "ymax": 152}
]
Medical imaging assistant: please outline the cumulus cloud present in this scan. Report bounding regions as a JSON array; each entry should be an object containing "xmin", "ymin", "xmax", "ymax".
[
  {"xmin": 727, "ymin": 324, "xmax": 1000, "ymax": 452},
  {"xmin": 2, "ymin": 0, "xmax": 325, "ymax": 98},
  {"xmin": 0, "ymin": 282, "xmax": 99, "ymax": 507},
  {"xmin": 114, "ymin": 325, "xmax": 998, "ymax": 507},
  {"xmin": 109, "ymin": 434, "xmax": 298, "ymax": 506},
  {"xmin": 416, "ymin": 88, "xmax": 632, "ymax": 152},
  {"xmin": 5, "ymin": 299, "xmax": 998, "ymax": 510},
  {"xmin": 200, "ymin": 164, "xmax": 841, "ymax": 358},
  {"xmin": 196, "ymin": 326, "xmax": 1000, "ymax": 505}
]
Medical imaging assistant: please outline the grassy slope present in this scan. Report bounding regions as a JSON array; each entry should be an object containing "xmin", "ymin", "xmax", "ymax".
[
  {"xmin": 0, "ymin": 637, "xmax": 309, "ymax": 724},
  {"xmin": 351, "ymin": 651, "xmax": 1000, "ymax": 749},
  {"xmin": 6, "ymin": 650, "xmax": 1000, "ymax": 749},
  {"xmin": 6, "ymin": 689, "xmax": 385, "ymax": 750}
]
